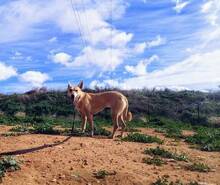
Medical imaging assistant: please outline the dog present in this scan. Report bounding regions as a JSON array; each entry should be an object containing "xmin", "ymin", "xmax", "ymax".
[{"xmin": 67, "ymin": 81, "xmax": 132, "ymax": 138}]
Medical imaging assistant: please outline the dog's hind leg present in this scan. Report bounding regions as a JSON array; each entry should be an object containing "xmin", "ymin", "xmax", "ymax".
[
  {"xmin": 119, "ymin": 115, "xmax": 126, "ymax": 138},
  {"xmin": 110, "ymin": 114, "xmax": 119, "ymax": 139}
]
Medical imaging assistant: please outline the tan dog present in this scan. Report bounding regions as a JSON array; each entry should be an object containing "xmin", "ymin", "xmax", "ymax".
[{"xmin": 67, "ymin": 81, "xmax": 132, "ymax": 138}]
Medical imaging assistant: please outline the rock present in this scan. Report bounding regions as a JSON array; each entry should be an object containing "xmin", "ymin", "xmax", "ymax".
[
  {"xmin": 83, "ymin": 159, "xmax": 88, "ymax": 165},
  {"xmin": 51, "ymin": 178, "xmax": 57, "ymax": 182},
  {"xmin": 166, "ymin": 159, "xmax": 176, "ymax": 162},
  {"xmin": 58, "ymin": 174, "xmax": 65, "ymax": 179}
]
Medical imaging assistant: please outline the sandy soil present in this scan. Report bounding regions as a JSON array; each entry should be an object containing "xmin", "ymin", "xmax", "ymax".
[{"xmin": 0, "ymin": 125, "xmax": 219, "ymax": 185}]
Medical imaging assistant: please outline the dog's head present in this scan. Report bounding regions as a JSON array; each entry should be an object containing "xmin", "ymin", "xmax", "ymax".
[{"xmin": 67, "ymin": 81, "xmax": 84, "ymax": 102}]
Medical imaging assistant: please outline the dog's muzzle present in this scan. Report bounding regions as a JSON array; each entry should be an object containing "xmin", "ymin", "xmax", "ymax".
[{"xmin": 71, "ymin": 94, "xmax": 75, "ymax": 101}]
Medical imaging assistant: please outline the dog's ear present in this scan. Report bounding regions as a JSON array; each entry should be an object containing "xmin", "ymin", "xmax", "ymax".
[
  {"xmin": 68, "ymin": 81, "xmax": 72, "ymax": 88},
  {"xmin": 78, "ymin": 80, "xmax": 83, "ymax": 89}
]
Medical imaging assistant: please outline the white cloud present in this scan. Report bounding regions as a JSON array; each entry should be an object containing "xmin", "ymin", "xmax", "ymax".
[
  {"xmin": 0, "ymin": 62, "xmax": 17, "ymax": 81},
  {"xmin": 201, "ymin": 0, "xmax": 220, "ymax": 26},
  {"xmin": 19, "ymin": 71, "xmax": 50, "ymax": 87},
  {"xmin": 0, "ymin": 0, "xmax": 128, "ymax": 43},
  {"xmin": 52, "ymin": 46, "xmax": 126, "ymax": 72},
  {"xmin": 93, "ymin": 50, "xmax": 220, "ymax": 91},
  {"xmin": 173, "ymin": 0, "xmax": 190, "ymax": 13},
  {"xmin": 89, "ymin": 79, "xmax": 122, "ymax": 89},
  {"xmin": 48, "ymin": 37, "xmax": 57, "ymax": 43},
  {"xmin": 52, "ymin": 52, "xmax": 72, "ymax": 66},
  {"xmin": 133, "ymin": 35, "xmax": 166, "ymax": 54},
  {"xmin": 133, "ymin": 42, "xmax": 147, "ymax": 54},
  {"xmin": 125, "ymin": 55, "xmax": 159, "ymax": 76},
  {"xmin": 10, "ymin": 51, "xmax": 32, "ymax": 61},
  {"xmin": 0, "ymin": 0, "xmax": 133, "ymax": 75}
]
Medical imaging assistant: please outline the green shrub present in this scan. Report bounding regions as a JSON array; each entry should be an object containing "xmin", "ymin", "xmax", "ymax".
[
  {"xmin": 143, "ymin": 156, "xmax": 166, "ymax": 166},
  {"xmin": 0, "ymin": 156, "xmax": 20, "ymax": 182},
  {"xmin": 144, "ymin": 147, "xmax": 188, "ymax": 161},
  {"xmin": 185, "ymin": 127, "xmax": 220, "ymax": 151},
  {"xmin": 152, "ymin": 176, "xmax": 199, "ymax": 185},
  {"xmin": 152, "ymin": 176, "xmax": 182, "ymax": 185},
  {"xmin": 32, "ymin": 123, "xmax": 60, "ymax": 135},
  {"xmin": 93, "ymin": 127, "xmax": 111, "ymax": 136},
  {"xmin": 93, "ymin": 170, "xmax": 116, "ymax": 179},
  {"xmin": 1, "ymin": 132, "xmax": 23, "ymax": 137},
  {"xmin": 187, "ymin": 162, "xmax": 210, "ymax": 172},
  {"xmin": 10, "ymin": 126, "xmax": 29, "ymax": 133},
  {"xmin": 122, "ymin": 133, "xmax": 163, "ymax": 144}
]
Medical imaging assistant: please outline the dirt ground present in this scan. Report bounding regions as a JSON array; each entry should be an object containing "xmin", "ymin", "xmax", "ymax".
[{"xmin": 0, "ymin": 125, "xmax": 220, "ymax": 185}]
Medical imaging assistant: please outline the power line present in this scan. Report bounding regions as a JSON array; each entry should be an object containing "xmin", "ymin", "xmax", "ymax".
[{"xmin": 70, "ymin": 0, "xmax": 87, "ymax": 50}]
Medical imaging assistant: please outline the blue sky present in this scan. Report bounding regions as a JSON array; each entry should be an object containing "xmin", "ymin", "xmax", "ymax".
[{"xmin": 0, "ymin": 0, "xmax": 220, "ymax": 93}]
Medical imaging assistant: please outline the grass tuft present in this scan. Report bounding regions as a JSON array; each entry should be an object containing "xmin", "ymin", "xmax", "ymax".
[
  {"xmin": 93, "ymin": 170, "xmax": 116, "ymax": 179},
  {"xmin": 122, "ymin": 133, "xmax": 163, "ymax": 144},
  {"xmin": 143, "ymin": 156, "xmax": 166, "ymax": 166},
  {"xmin": 144, "ymin": 147, "xmax": 188, "ymax": 161},
  {"xmin": 0, "ymin": 156, "xmax": 20, "ymax": 182},
  {"xmin": 186, "ymin": 162, "xmax": 210, "ymax": 172}
]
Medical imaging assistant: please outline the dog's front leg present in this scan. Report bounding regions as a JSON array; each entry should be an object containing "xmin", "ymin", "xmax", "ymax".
[
  {"xmin": 88, "ymin": 114, "xmax": 94, "ymax": 137},
  {"xmin": 81, "ymin": 115, "xmax": 87, "ymax": 133}
]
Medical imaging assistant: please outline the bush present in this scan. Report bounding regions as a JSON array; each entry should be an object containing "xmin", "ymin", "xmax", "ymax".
[
  {"xmin": 10, "ymin": 126, "xmax": 29, "ymax": 133},
  {"xmin": 122, "ymin": 133, "xmax": 163, "ymax": 144},
  {"xmin": 0, "ymin": 156, "xmax": 20, "ymax": 182},
  {"xmin": 152, "ymin": 175, "xmax": 199, "ymax": 185},
  {"xmin": 32, "ymin": 123, "xmax": 60, "ymax": 135},
  {"xmin": 187, "ymin": 162, "xmax": 210, "ymax": 172},
  {"xmin": 144, "ymin": 147, "xmax": 188, "ymax": 161},
  {"xmin": 143, "ymin": 156, "xmax": 166, "ymax": 166},
  {"xmin": 93, "ymin": 170, "xmax": 116, "ymax": 179},
  {"xmin": 185, "ymin": 127, "xmax": 220, "ymax": 151}
]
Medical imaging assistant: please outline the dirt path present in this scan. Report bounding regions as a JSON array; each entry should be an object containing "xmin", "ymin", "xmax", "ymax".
[{"xmin": 0, "ymin": 125, "xmax": 219, "ymax": 185}]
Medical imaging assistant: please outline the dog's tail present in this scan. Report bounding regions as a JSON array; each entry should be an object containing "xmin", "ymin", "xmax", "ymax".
[{"xmin": 123, "ymin": 99, "xmax": 132, "ymax": 122}]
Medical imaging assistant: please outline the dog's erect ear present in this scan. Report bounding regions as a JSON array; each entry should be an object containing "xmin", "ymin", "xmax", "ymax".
[
  {"xmin": 78, "ymin": 80, "xmax": 83, "ymax": 89},
  {"xmin": 68, "ymin": 81, "xmax": 72, "ymax": 88}
]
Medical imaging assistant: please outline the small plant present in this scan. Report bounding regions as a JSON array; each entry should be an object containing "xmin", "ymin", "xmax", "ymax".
[
  {"xmin": 152, "ymin": 176, "xmax": 170, "ymax": 185},
  {"xmin": 0, "ymin": 156, "xmax": 20, "ymax": 182},
  {"xmin": 1, "ymin": 132, "xmax": 23, "ymax": 137},
  {"xmin": 187, "ymin": 162, "xmax": 210, "ymax": 172},
  {"xmin": 10, "ymin": 125, "xmax": 29, "ymax": 133},
  {"xmin": 32, "ymin": 123, "xmax": 60, "ymax": 135},
  {"xmin": 152, "ymin": 176, "xmax": 198, "ymax": 185},
  {"xmin": 93, "ymin": 127, "xmax": 111, "ymax": 136},
  {"xmin": 144, "ymin": 147, "xmax": 188, "ymax": 161},
  {"xmin": 188, "ymin": 182, "xmax": 199, "ymax": 185},
  {"xmin": 70, "ymin": 126, "xmax": 111, "ymax": 137},
  {"xmin": 122, "ymin": 133, "xmax": 163, "ymax": 144},
  {"xmin": 143, "ymin": 156, "xmax": 166, "ymax": 166},
  {"xmin": 93, "ymin": 170, "xmax": 116, "ymax": 179}
]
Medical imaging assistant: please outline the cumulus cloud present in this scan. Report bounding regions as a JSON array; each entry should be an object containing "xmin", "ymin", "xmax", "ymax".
[
  {"xmin": 51, "ymin": 52, "xmax": 72, "ymax": 66},
  {"xmin": 19, "ymin": 71, "xmax": 50, "ymax": 87},
  {"xmin": 0, "ymin": 62, "xmax": 17, "ymax": 81},
  {"xmin": 92, "ymin": 50, "xmax": 220, "ymax": 91},
  {"xmin": 125, "ymin": 55, "xmax": 159, "ymax": 76},
  {"xmin": 173, "ymin": 0, "xmax": 190, "ymax": 13},
  {"xmin": 0, "ymin": 0, "xmax": 128, "ymax": 43},
  {"xmin": 52, "ymin": 46, "xmax": 126, "ymax": 72}
]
